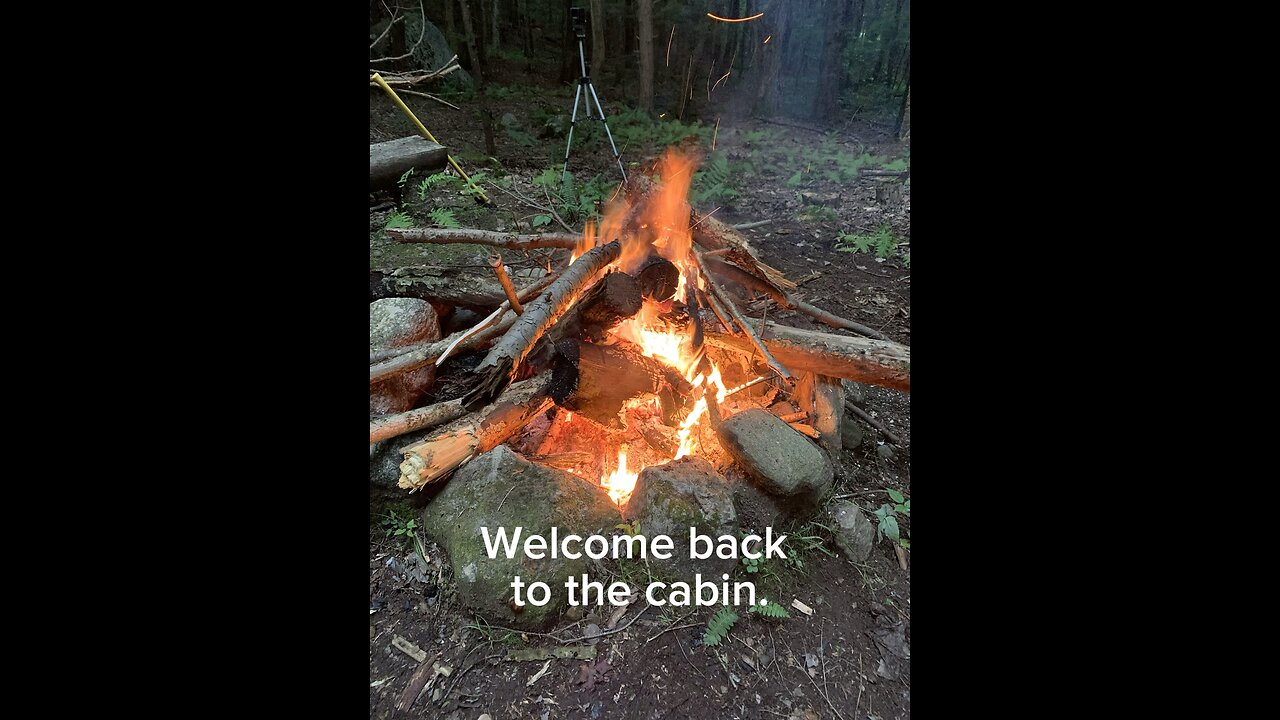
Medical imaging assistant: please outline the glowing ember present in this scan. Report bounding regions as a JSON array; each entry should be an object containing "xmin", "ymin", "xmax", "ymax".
[
  {"xmin": 602, "ymin": 445, "xmax": 639, "ymax": 505},
  {"xmin": 562, "ymin": 412, "xmax": 573, "ymax": 423},
  {"xmin": 706, "ymin": 11, "xmax": 764, "ymax": 22}
]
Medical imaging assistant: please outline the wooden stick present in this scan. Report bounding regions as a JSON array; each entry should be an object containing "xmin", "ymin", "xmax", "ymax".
[
  {"xmin": 488, "ymin": 254, "xmax": 524, "ymax": 314},
  {"xmin": 789, "ymin": 422, "xmax": 820, "ymax": 439},
  {"xmin": 845, "ymin": 401, "xmax": 903, "ymax": 445},
  {"xmin": 371, "ymin": 313, "xmax": 514, "ymax": 384},
  {"xmin": 731, "ymin": 219, "xmax": 773, "ymax": 230},
  {"xmin": 697, "ymin": 287, "xmax": 736, "ymax": 335},
  {"xmin": 779, "ymin": 411, "xmax": 807, "ymax": 423},
  {"xmin": 693, "ymin": 249, "xmax": 792, "ymax": 381},
  {"xmin": 463, "ymin": 240, "xmax": 622, "ymax": 410},
  {"xmin": 399, "ymin": 379, "xmax": 553, "ymax": 491},
  {"xmin": 370, "ymin": 398, "xmax": 469, "ymax": 445},
  {"xmin": 701, "ymin": 312, "xmax": 910, "ymax": 393},
  {"xmin": 387, "ymin": 228, "xmax": 579, "ymax": 249}
]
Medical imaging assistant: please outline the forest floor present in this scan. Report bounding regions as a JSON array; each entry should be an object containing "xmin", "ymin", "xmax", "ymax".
[{"xmin": 370, "ymin": 60, "xmax": 910, "ymax": 720}]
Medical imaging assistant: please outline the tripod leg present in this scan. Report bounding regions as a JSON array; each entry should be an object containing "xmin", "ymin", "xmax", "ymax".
[
  {"xmin": 563, "ymin": 84, "xmax": 584, "ymax": 175},
  {"xmin": 587, "ymin": 83, "xmax": 628, "ymax": 184}
]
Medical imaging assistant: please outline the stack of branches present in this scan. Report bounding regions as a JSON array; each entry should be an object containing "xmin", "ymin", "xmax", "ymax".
[{"xmin": 370, "ymin": 177, "xmax": 911, "ymax": 493}]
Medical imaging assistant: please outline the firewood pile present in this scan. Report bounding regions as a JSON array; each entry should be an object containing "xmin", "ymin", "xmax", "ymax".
[{"xmin": 370, "ymin": 154, "xmax": 910, "ymax": 501}]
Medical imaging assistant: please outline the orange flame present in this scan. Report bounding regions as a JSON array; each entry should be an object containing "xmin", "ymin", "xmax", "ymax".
[{"xmin": 602, "ymin": 445, "xmax": 639, "ymax": 506}]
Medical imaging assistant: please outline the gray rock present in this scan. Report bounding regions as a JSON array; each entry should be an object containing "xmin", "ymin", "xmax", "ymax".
[
  {"xmin": 370, "ymin": 298, "xmax": 441, "ymax": 416},
  {"xmin": 842, "ymin": 380, "xmax": 867, "ymax": 406},
  {"xmin": 842, "ymin": 421, "xmax": 865, "ymax": 450},
  {"xmin": 876, "ymin": 444, "xmax": 895, "ymax": 461},
  {"xmin": 626, "ymin": 457, "xmax": 738, "ymax": 583},
  {"xmin": 370, "ymin": 429, "xmax": 434, "ymax": 489},
  {"xmin": 717, "ymin": 409, "xmax": 834, "ymax": 506},
  {"xmin": 422, "ymin": 446, "xmax": 621, "ymax": 630},
  {"xmin": 731, "ymin": 476, "xmax": 788, "ymax": 530},
  {"xmin": 828, "ymin": 501, "xmax": 875, "ymax": 562}
]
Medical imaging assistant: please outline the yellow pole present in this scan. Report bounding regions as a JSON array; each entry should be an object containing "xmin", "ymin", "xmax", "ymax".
[{"xmin": 371, "ymin": 73, "xmax": 490, "ymax": 204}]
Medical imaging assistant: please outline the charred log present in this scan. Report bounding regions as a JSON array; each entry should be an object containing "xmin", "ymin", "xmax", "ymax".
[
  {"xmin": 634, "ymin": 254, "xmax": 680, "ymax": 301},
  {"xmin": 548, "ymin": 339, "xmax": 692, "ymax": 429}
]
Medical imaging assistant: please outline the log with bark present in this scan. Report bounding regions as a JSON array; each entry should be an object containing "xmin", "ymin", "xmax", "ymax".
[
  {"xmin": 543, "ymin": 270, "xmax": 642, "ymax": 344},
  {"xmin": 371, "ymin": 266, "xmax": 514, "ymax": 309},
  {"xmin": 370, "ymin": 398, "xmax": 469, "ymax": 444},
  {"xmin": 634, "ymin": 253, "xmax": 680, "ymax": 301},
  {"xmin": 463, "ymin": 240, "xmax": 622, "ymax": 410},
  {"xmin": 701, "ymin": 313, "xmax": 910, "ymax": 393},
  {"xmin": 386, "ymin": 228, "xmax": 580, "ymax": 249},
  {"xmin": 398, "ymin": 378, "xmax": 553, "ymax": 491},
  {"xmin": 370, "ymin": 312, "xmax": 515, "ymax": 384},
  {"xmin": 547, "ymin": 339, "xmax": 692, "ymax": 429}
]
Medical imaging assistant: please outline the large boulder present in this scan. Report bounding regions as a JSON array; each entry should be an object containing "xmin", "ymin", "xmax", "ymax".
[
  {"xmin": 370, "ymin": 298, "xmax": 441, "ymax": 416},
  {"xmin": 717, "ymin": 409, "xmax": 833, "ymax": 510},
  {"xmin": 625, "ymin": 457, "xmax": 738, "ymax": 583},
  {"xmin": 422, "ymin": 446, "xmax": 621, "ymax": 630}
]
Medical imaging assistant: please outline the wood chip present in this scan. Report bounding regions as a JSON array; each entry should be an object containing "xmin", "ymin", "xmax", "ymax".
[
  {"xmin": 505, "ymin": 645, "xmax": 597, "ymax": 662},
  {"xmin": 526, "ymin": 659, "xmax": 552, "ymax": 687},
  {"xmin": 391, "ymin": 635, "xmax": 428, "ymax": 662},
  {"xmin": 791, "ymin": 599, "xmax": 814, "ymax": 616},
  {"xmin": 788, "ymin": 422, "xmax": 820, "ymax": 439}
]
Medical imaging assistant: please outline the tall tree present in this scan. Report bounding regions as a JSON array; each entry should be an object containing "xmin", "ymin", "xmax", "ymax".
[
  {"xmin": 637, "ymin": 0, "xmax": 654, "ymax": 112},
  {"xmin": 589, "ymin": 0, "xmax": 605, "ymax": 76},
  {"xmin": 458, "ymin": 0, "xmax": 485, "ymax": 86},
  {"xmin": 490, "ymin": 0, "xmax": 501, "ymax": 50}
]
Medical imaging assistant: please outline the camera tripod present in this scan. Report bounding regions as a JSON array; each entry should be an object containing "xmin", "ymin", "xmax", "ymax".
[{"xmin": 563, "ymin": 8, "xmax": 627, "ymax": 183}]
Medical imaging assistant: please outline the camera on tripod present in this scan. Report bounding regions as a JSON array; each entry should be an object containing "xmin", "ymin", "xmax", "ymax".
[{"xmin": 571, "ymin": 7, "xmax": 587, "ymax": 40}]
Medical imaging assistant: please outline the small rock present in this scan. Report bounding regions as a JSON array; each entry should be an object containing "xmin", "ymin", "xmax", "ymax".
[
  {"xmin": 828, "ymin": 501, "xmax": 875, "ymax": 562},
  {"xmin": 841, "ymin": 421, "xmax": 865, "ymax": 450},
  {"xmin": 565, "ymin": 605, "xmax": 586, "ymax": 621},
  {"xmin": 626, "ymin": 457, "xmax": 739, "ymax": 582},
  {"xmin": 717, "ymin": 409, "xmax": 833, "ymax": 508},
  {"xmin": 584, "ymin": 623, "xmax": 603, "ymax": 645},
  {"xmin": 876, "ymin": 444, "xmax": 895, "ymax": 460},
  {"xmin": 370, "ymin": 299, "xmax": 441, "ymax": 416}
]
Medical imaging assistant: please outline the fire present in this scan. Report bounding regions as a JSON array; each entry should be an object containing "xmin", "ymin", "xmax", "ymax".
[
  {"xmin": 577, "ymin": 150, "xmax": 733, "ymax": 506},
  {"xmin": 602, "ymin": 445, "xmax": 639, "ymax": 506}
]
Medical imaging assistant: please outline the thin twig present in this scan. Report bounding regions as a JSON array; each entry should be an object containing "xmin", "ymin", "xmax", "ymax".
[
  {"xmin": 394, "ymin": 88, "xmax": 461, "ymax": 110},
  {"xmin": 369, "ymin": 12, "xmax": 404, "ymax": 50},
  {"xmin": 845, "ymin": 401, "xmax": 903, "ymax": 445},
  {"xmin": 370, "ymin": 0, "xmax": 428, "ymax": 63},
  {"xmin": 731, "ymin": 219, "xmax": 773, "ymax": 230},
  {"xmin": 644, "ymin": 609, "xmax": 699, "ymax": 643},
  {"xmin": 694, "ymin": 249, "xmax": 791, "ymax": 380}
]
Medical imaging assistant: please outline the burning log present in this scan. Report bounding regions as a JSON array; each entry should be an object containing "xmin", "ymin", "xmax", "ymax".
[
  {"xmin": 464, "ymin": 240, "xmax": 622, "ymax": 410},
  {"xmin": 386, "ymin": 228, "xmax": 579, "ymax": 250},
  {"xmin": 398, "ymin": 378, "xmax": 553, "ymax": 491},
  {"xmin": 546, "ymin": 270, "xmax": 643, "ymax": 344},
  {"xmin": 701, "ymin": 313, "xmax": 911, "ymax": 393},
  {"xmin": 634, "ymin": 254, "xmax": 680, "ymax": 301},
  {"xmin": 548, "ymin": 339, "xmax": 692, "ymax": 429},
  {"xmin": 693, "ymin": 250, "xmax": 792, "ymax": 381}
]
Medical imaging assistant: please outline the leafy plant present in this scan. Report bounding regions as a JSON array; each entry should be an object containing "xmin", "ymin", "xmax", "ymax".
[
  {"xmin": 749, "ymin": 600, "xmax": 791, "ymax": 619},
  {"xmin": 786, "ymin": 171, "xmax": 804, "ymax": 188},
  {"xmin": 418, "ymin": 172, "xmax": 461, "ymax": 201},
  {"xmin": 799, "ymin": 205, "xmax": 837, "ymax": 223},
  {"xmin": 873, "ymin": 489, "xmax": 910, "ymax": 549},
  {"xmin": 384, "ymin": 211, "xmax": 414, "ymax": 230},
  {"xmin": 615, "ymin": 520, "xmax": 641, "ymax": 536},
  {"xmin": 505, "ymin": 126, "xmax": 536, "ymax": 147},
  {"xmin": 428, "ymin": 208, "xmax": 461, "ymax": 229},
  {"xmin": 881, "ymin": 158, "xmax": 909, "ymax": 171},
  {"xmin": 398, "ymin": 168, "xmax": 416, "ymax": 189},
  {"xmin": 692, "ymin": 154, "xmax": 740, "ymax": 204},
  {"xmin": 380, "ymin": 508, "xmax": 419, "ymax": 552},
  {"xmin": 741, "ymin": 554, "xmax": 764, "ymax": 574},
  {"xmin": 836, "ymin": 225, "xmax": 899, "ymax": 259},
  {"xmin": 702, "ymin": 607, "xmax": 738, "ymax": 646}
]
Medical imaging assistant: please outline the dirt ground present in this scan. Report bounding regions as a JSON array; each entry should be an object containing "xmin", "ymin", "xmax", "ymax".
[{"xmin": 370, "ymin": 59, "xmax": 910, "ymax": 720}]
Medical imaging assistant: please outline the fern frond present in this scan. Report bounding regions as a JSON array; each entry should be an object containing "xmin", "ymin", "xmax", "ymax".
[
  {"xmin": 702, "ymin": 607, "xmax": 738, "ymax": 646},
  {"xmin": 750, "ymin": 600, "xmax": 791, "ymax": 619},
  {"xmin": 429, "ymin": 208, "xmax": 460, "ymax": 229},
  {"xmin": 385, "ymin": 211, "xmax": 413, "ymax": 230}
]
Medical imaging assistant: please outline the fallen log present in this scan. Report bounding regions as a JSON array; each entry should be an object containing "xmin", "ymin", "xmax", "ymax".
[
  {"xmin": 370, "ymin": 137, "xmax": 448, "ymax": 192},
  {"xmin": 387, "ymin": 228, "xmax": 580, "ymax": 249},
  {"xmin": 370, "ymin": 312, "xmax": 515, "ymax": 384},
  {"xmin": 398, "ymin": 378, "xmax": 553, "ymax": 491},
  {"xmin": 370, "ymin": 398, "xmax": 469, "ymax": 444},
  {"xmin": 701, "ymin": 313, "xmax": 910, "ymax": 393},
  {"xmin": 370, "ymin": 266, "xmax": 511, "ymax": 309},
  {"xmin": 547, "ymin": 339, "xmax": 692, "ymax": 429},
  {"xmin": 546, "ymin": 270, "xmax": 643, "ymax": 344},
  {"xmin": 463, "ymin": 240, "xmax": 622, "ymax": 410}
]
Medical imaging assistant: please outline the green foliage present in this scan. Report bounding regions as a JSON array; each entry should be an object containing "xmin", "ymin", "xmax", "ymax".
[
  {"xmin": 379, "ymin": 507, "xmax": 418, "ymax": 552},
  {"xmin": 418, "ymin": 172, "xmax": 461, "ymax": 201},
  {"xmin": 505, "ymin": 126, "xmax": 536, "ymax": 147},
  {"xmin": 873, "ymin": 490, "xmax": 910, "ymax": 548},
  {"xmin": 429, "ymin": 208, "xmax": 461, "ymax": 228},
  {"xmin": 384, "ymin": 211, "xmax": 414, "ymax": 230},
  {"xmin": 702, "ymin": 607, "xmax": 738, "ymax": 646},
  {"xmin": 398, "ymin": 168, "xmax": 415, "ymax": 188},
  {"xmin": 692, "ymin": 153, "xmax": 740, "ymax": 205},
  {"xmin": 887, "ymin": 489, "xmax": 910, "ymax": 517},
  {"xmin": 615, "ymin": 520, "xmax": 641, "ymax": 536},
  {"xmin": 532, "ymin": 168, "xmax": 616, "ymax": 225},
  {"xmin": 749, "ymin": 600, "xmax": 791, "ymax": 619},
  {"xmin": 799, "ymin": 205, "xmax": 837, "ymax": 223},
  {"xmin": 741, "ymin": 554, "xmax": 764, "ymax": 574},
  {"xmin": 836, "ymin": 225, "xmax": 900, "ymax": 259},
  {"xmin": 740, "ymin": 129, "xmax": 776, "ymax": 146},
  {"xmin": 881, "ymin": 158, "xmax": 909, "ymax": 172}
]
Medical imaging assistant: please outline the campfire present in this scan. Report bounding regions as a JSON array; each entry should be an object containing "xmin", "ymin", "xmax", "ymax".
[{"xmin": 374, "ymin": 150, "xmax": 911, "ymax": 506}]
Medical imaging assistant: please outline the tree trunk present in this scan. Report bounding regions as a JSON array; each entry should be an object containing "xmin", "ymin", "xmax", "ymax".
[
  {"xmin": 896, "ymin": 82, "xmax": 910, "ymax": 141},
  {"xmin": 516, "ymin": 0, "xmax": 530, "ymax": 55},
  {"xmin": 458, "ymin": 0, "xmax": 485, "ymax": 86},
  {"xmin": 491, "ymin": 0, "xmax": 500, "ymax": 50},
  {"xmin": 588, "ymin": 0, "xmax": 605, "ymax": 76},
  {"xmin": 816, "ymin": 0, "xmax": 850, "ymax": 119},
  {"xmin": 637, "ymin": 0, "xmax": 654, "ymax": 112},
  {"xmin": 444, "ymin": 0, "xmax": 455, "ymax": 40},
  {"xmin": 391, "ymin": 5, "xmax": 409, "ymax": 71}
]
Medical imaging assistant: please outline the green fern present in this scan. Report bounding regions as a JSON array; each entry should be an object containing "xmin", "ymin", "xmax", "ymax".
[
  {"xmin": 385, "ymin": 211, "xmax": 414, "ymax": 230},
  {"xmin": 881, "ymin": 158, "xmax": 909, "ymax": 171},
  {"xmin": 749, "ymin": 600, "xmax": 791, "ymax": 619},
  {"xmin": 429, "ymin": 208, "xmax": 460, "ymax": 229},
  {"xmin": 702, "ymin": 607, "xmax": 738, "ymax": 646}
]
